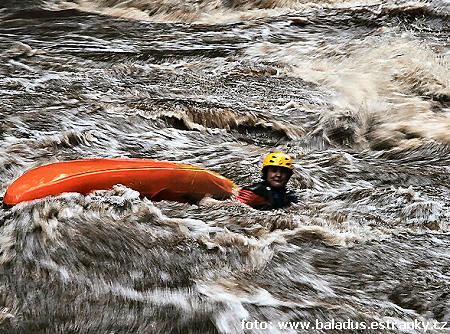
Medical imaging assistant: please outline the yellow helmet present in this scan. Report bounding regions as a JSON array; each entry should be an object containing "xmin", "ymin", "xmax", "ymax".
[{"xmin": 262, "ymin": 152, "xmax": 294, "ymax": 171}]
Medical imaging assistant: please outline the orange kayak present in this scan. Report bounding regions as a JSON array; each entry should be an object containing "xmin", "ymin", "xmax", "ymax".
[{"xmin": 3, "ymin": 159, "xmax": 236, "ymax": 206}]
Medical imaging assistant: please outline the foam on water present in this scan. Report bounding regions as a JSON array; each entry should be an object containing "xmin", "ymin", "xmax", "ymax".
[{"xmin": 1, "ymin": 0, "xmax": 449, "ymax": 332}]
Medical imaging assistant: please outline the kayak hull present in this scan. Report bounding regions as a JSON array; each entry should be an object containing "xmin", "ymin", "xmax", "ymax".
[{"xmin": 3, "ymin": 159, "xmax": 236, "ymax": 206}]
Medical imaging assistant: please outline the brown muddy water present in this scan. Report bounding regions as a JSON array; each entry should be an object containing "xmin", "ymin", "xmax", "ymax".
[{"xmin": 0, "ymin": 0, "xmax": 449, "ymax": 333}]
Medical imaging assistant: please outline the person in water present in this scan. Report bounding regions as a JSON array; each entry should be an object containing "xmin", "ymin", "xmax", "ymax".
[{"xmin": 236, "ymin": 152, "xmax": 298, "ymax": 210}]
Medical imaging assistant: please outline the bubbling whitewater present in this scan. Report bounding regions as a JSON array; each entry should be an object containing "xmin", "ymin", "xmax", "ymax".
[{"xmin": 0, "ymin": 0, "xmax": 449, "ymax": 333}]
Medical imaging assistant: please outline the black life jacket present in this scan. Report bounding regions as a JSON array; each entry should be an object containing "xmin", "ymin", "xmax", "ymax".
[{"xmin": 243, "ymin": 181, "xmax": 298, "ymax": 210}]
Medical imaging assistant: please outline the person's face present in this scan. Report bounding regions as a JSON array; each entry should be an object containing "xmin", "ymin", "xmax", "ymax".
[{"xmin": 266, "ymin": 166, "xmax": 291, "ymax": 189}]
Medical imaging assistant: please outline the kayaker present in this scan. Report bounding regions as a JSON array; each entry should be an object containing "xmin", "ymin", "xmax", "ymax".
[{"xmin": 236, "ymin": 152, "xmax": 298, "ymax": 210}]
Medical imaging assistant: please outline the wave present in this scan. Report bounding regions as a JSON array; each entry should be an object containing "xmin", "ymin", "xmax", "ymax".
[
  {"xmin": 245, "ymin": 35, "xmax": 450, "ymax": 149},
  {"xmin": 4, "ymin": 8, "xmax": 85, "ymax": 20},
  {"xmin": 145, "ymin": 103, "xmax": 305, "ymax": 142},
  {"xmin": 46, "ymin": 0, "xmax": 446, "ymax": 24}
]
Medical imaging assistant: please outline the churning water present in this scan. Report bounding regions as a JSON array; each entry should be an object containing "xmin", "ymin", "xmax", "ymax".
[{"xmin": 0, "ymin": 0, "xmax": 449, "ymax": 333}]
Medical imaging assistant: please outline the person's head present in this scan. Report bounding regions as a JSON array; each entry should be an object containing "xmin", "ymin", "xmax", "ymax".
[{"xmin": 261, "ymin": 152, "xmax": 294, "ymax": 189}]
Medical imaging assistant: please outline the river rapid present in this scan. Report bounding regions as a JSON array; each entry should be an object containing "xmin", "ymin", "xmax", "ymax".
[{"xmin": 0, "ymin": 0, "xmax": 449, "ymax": 333}]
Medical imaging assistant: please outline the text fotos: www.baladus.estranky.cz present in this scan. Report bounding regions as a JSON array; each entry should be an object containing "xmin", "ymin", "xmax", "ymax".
[{"xmin": 241, "ymin": 319, "xmax": 449, "ymax": 332}]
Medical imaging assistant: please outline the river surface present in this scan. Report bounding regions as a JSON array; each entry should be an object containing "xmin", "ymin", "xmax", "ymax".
[{"xmin": 0, "ymin": 0, "xmax": 449, "ymax": 333}]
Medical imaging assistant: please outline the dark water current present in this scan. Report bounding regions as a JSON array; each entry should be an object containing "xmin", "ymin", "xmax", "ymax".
[{"xmin": 0, "ymin": 0, "xmax": 449, "ymax": 333}]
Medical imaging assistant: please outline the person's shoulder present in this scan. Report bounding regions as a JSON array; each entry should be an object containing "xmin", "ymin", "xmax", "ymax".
[{"xmin": 286, "ymin": 189, "xmax": 299, "ymax": 204}]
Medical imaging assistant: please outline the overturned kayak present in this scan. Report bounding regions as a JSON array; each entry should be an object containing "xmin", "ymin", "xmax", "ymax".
[{"xmin": 3, "ymin": 159, "xmax": 236, "ymax": 206}]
